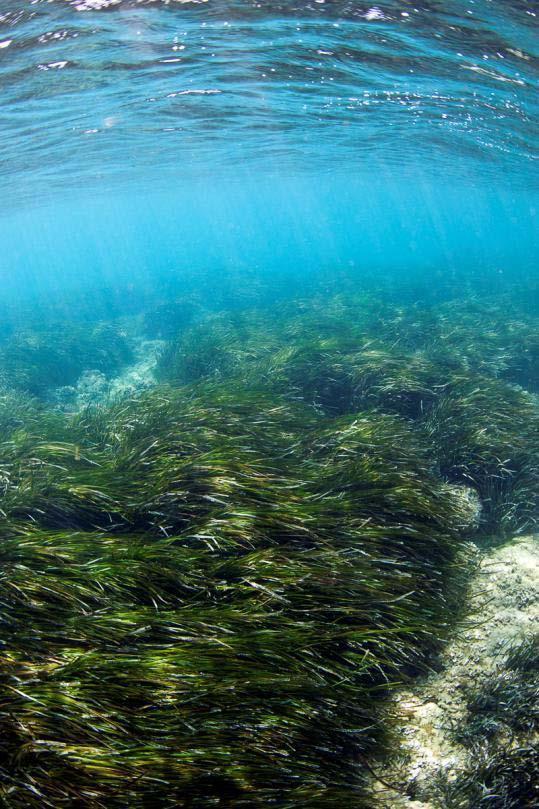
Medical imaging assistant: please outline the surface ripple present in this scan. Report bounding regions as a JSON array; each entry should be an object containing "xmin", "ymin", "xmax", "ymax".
[{"xmin": 0, "ymin": 1, "xmax": 537, "ymax": 203}]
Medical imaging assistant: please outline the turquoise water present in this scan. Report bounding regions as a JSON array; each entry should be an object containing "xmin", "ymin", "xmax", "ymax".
[
  {"xmin": 0, "ymin": 1, "xmax": 537, "ymax": 305},
  {"xmin": 0, "ymin": 3, "xmax": 538, "ymax": 808}
]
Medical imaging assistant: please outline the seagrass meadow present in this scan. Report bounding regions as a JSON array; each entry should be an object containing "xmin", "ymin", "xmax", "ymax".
[
  {"xmin": 1, "ymin": 0, "xmax": 538, "ymax": 803},
  {"xmin": 0, "ymin": 278, "xmax": 537, "ymax": 808}
]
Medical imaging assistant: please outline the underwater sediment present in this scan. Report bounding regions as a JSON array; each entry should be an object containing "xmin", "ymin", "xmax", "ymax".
[{"xmin": 0, "ymin": 281, "xmax": 537, "ymax": 807}]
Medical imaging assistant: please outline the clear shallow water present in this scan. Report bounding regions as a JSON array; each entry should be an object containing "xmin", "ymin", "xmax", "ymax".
[
  {"xmin": 0, "ymin": 1, "xmax": 537, "ymax": 300},
  {"xmin": 0, "ymin": 6, "xmax": 538, "ymax": 808}
]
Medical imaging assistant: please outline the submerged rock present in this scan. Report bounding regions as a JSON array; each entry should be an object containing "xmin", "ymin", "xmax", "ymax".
[
  {"xmin": 50, "ymin": 338, "xmax": 164, "ymax": 411},
  {"xmin": 371, "ymin": 534, "xmax": 539, "ymax": 808},
  {"xmin": 445, "ymin": 485, "xmax": 482, "ymax": 532}
]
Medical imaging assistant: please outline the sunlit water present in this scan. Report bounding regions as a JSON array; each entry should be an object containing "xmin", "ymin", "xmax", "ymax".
[
  {"xmin": 0, "ymin": 0, "xmax": 537, "ymax": 303},
  {"xmin": 0, "ymin": 6, "xmax": 537, "ymax": 806}
]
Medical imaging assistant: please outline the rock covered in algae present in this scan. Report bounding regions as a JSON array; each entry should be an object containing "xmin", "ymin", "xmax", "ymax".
[{"xmin": 371, "ymin": 536, "xmax": 538, "ymax": 809}]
